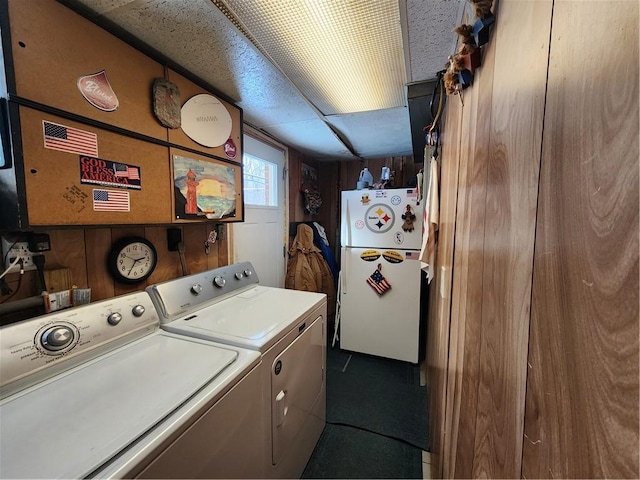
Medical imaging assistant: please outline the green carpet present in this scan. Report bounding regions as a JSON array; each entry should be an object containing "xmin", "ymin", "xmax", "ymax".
[
  {"xmin": 326, "ymin": 343, "xmax": 429, "ymax": 450},
  {"xmin": 302, "ymin": 343, "xmax": 429, "ymax": 478},
  {"xmin": 301, "ymin": 424, "xmax": 422, "ymax": 479}
]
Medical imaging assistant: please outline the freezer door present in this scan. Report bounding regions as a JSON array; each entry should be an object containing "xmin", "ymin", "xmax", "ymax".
[
  {"xmin": 339, "ymin": 247, "xmax": 421, "ymax": 363},
  {"xmin": 340, "ymin": 188, "xmax": 423, "ymax": 249}
]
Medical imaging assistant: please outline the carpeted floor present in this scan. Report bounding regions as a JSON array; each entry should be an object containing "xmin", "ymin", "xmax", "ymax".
[
  {"xmin": 302, "ymin": 423, "xmax": 422, "ymax": 479},
  {"xmin": 302, "ymin": 340, "xmax": 430, "ymax": 479}
]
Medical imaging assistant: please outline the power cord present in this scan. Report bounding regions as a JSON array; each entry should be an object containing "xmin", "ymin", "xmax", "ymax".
[
  {"xmin": 33, "ymin": 254, "xmax": 47, "ymax": 294},
  {"xmin": 0, "ymin": 278, "xmax": 12, "ymax": 295},
  {"xmin": 324, "ymin": 420, "xmax": 428, "ymax": 451},
  {"xmin": 0, "ymin": 260, "xmax": 24, "ymax": 304},
  {"xmin": 178, "ymin": 241, "xmax": 189, "ymax": 276}
]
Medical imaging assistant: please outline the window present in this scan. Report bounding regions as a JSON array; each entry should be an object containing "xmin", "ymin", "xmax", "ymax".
[{"xmin": 242, "ymin": 152, "xmax": 277, "ymax": 207}]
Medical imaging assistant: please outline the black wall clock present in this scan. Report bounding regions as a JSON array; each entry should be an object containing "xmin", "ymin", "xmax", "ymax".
[{"xmin": 107, "ymin": 236, "xmax": 157, "ymax": 284}]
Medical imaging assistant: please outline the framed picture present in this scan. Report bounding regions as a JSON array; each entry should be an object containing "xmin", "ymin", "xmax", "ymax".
[{"xmin": 171, "ymin": 148, "xmax": 244, "ymax": 222}]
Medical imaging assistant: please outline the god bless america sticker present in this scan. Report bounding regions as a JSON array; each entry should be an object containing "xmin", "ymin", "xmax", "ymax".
[{"xmin": 80, "ymin": 156, "xmax": 141, "ymax": 190}]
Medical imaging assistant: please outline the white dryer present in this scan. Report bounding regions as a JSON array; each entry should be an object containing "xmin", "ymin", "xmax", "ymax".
[
  {"xmin": 148, "ymin": 262, "xmax": 327, "ymax": 479},
  {"xmin": 0, "ymin": 291, "xmax": 263, "ymax": 479}
]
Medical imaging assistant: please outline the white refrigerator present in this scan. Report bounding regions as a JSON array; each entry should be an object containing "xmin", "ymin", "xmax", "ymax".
[{"xmin": 339, "ymin": 188, "xmax": 423, "ymax": 363}]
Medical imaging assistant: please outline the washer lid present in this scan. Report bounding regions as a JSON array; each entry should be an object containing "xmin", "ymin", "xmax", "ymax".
[
  {"xmin": 163, "ymin": 286, "xmax": 325, "ymax": 352},
  {"xmin": 0, "ymin": 332, "xmax": 240, "ymax": 479}
]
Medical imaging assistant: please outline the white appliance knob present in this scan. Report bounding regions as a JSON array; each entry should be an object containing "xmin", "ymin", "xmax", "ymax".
[
  {"xmin": 191, "ymin": 284, "xmax": 202, "ymax": 295},
  {"xmin": 41, "ymin": 325, "xmax": 74, "ymax": 351},
  {"xmin": 213, "ymin": 276, "xmax": 226, "ymax": 288},
  {"xmin": 243, "ymin": 269, "xmax": 252, "ymax": 277},
  {"xmin": 132, "ymin": 305, "xmax": 145, "ymax": 317},
  {"xmin": 107, "ymin": 312, "xmax": 123, "ymax": 325},
  {"xmin": 235, "ymin": 272, "xmax": 243, "ymax": 280}
]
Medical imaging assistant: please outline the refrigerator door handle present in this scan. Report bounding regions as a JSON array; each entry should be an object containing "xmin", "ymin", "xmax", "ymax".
[
  {"xmin": 342, "ymin": 251, "xmax": 349, "ymax": 294},
  {"xmin": 344, "ymin": 198, "xmax": 351, "ymax": 246}
]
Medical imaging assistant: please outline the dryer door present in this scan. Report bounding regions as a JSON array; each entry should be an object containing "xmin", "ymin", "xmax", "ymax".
[{"xmin": 271, "ymin": 315, "xmax": 324, "ymax": 465}]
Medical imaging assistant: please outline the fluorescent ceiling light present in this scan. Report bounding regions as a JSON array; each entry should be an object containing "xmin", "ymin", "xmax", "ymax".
[{"xmin": 212, "ymin": 0, "xmax": 407, "ymax": 115}]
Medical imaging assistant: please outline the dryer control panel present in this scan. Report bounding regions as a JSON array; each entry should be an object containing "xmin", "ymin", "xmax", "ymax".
[
  {"xmin": 0, "ymin": 292, "xmax": 159, "ymax": 399},
  {"xmin": 148, "ymin": 261, "xmax": 259, "ymax": 322}
]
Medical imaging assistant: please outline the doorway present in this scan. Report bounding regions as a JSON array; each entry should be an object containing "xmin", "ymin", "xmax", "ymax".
[{"xmin": 232, "ymin": 131, "xmax": 287, "ymax": 287}]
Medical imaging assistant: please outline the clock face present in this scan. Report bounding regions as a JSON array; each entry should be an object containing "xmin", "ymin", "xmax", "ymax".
[{"xmin": 108, "ymin": 237, "xmax": 157, "ymax": 284}]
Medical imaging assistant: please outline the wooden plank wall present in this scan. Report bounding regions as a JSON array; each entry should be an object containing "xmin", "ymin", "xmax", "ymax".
[
  {"xmin": 523, "ymin": 2, "xmax": 639, "ymax": 478},
  {"xmin": 429, "ymin": 0, "xmax": 639, "ymax": 478},
  {"xmin": 470, "ymin": 1, "xmax": 551, "ymax": 476},
  {"xmin": 1, "ymin": 223, "xmax": 228, "ymax": 324},
  {"xmin": 338, "ymin": 156, "xmax": 421, "ymax": 192},
  {"xmin": 443, "ymin": 28, "xmax": 496, "ymax": 479},
  {"xmin": 426, "ymin": 92, "xmax": 463, "ymax": 479}
]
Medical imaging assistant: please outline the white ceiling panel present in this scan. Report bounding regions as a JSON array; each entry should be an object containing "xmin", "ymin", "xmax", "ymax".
[
  {"xmin": 325, "ymin": 107, "xmax": 414, "ymax": 159},
  {"xmin": 262, "ymin": 119, "xmax": 356, "ymax": 160},
  {"xmin": 406, "ymin": 0, "xmax": 463, "ymax": 83}
]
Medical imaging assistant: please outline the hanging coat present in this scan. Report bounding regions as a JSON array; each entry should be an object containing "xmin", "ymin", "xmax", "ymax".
[{"xmin": 286, "ymin": 224, "xmax": 336, "ymax": 313}]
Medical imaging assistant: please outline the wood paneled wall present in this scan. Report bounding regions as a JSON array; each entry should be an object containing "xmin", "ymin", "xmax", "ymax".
[
  {"xmin": 523, "ymin": 2, "xmax": 639, "ymax": 478},
  {"xmin": 1, "ymin": 224, "xmax": 228, "ymax": 323},
  {"xmin": 428, "ymin": 0, "xmax": 639, "ymax": 478},
  {"xmin": 426, "ymin": 92, "xmax": 463, "ymax": 479},
  {"xmin": 338, "ymin": 156, "xmax": 421, "ymax": 192}
]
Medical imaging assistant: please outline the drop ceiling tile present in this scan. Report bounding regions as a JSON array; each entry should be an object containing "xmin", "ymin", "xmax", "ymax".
[
  {"xmin": 406, "ymin": 0, "xmax": 463, "ymax": 82},
  {"xmin": 262, "ymin": 119, "xmax": 356, "ymax": 160},
  {"xmin": 325, "ymin": 107, "xmax": 413, "ymax": 159}
]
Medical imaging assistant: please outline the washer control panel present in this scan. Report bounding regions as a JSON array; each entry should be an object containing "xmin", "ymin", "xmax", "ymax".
[
  {"xmin": 148, "ymin": 261, "xmax": 259, "ymax": 322},
  {"xmin": 0, "ymin": 292, "xmax": 159, "ymax": 394}
]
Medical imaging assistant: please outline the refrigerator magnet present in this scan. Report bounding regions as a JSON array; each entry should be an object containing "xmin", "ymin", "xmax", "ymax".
[
  {"xmin": 366, "ymin": 264, "xmax": 392, "ymax": 296},
  {"xmin": 360, "ymin": 250, "xmax": 381, "ymax": 261},
  {"xmin": 382, "ymin": 250, "xmax": 404, "ymax": 263}
]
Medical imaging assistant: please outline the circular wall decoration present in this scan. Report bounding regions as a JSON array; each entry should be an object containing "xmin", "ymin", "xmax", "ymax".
[{"xmin": 181, "ymin": 94, "xmax": 233, "ymax": 147}]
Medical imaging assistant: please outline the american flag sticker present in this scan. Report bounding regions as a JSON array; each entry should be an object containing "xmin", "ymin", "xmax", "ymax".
[
  {"xmin": 43, "ymin": 121, "xmax": 98, "ymax": 157},
  {"xmin": 92, "ymin": 189, "xmax": 130, "ymax": 212},
  {"xmin": 114, "ymin": 163, "xmax": 140, "ymax": 180},
  {"xmin": 366, "ymin": 267, "xmax": 392, "ymax": 296}
]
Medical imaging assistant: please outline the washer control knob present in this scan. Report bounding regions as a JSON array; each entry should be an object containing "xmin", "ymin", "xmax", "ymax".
[
  {"xmin": 132, "ymin": 305, "xmax": 145, "ymax": 317},
  {"xmin": 243, "ymin": 269, "xmax": 253, "ymax": 278},
  {"xmin": 213, "ymin": 276, "xmax": 226, "ymax": 288},
  {"xmin": 41, "ymin": 326, "xmax": 74, "ymax": 351},
  {"xmin": 107, "ymin": 312, "xmax": 123, "ymax": 326},
  {"xmin": 235, "ymin": 272, "xmax": 243, "ymax": 280},
  {"xmin": 191, "ymin": 284, "xmax": 203, "ymax": 295}
]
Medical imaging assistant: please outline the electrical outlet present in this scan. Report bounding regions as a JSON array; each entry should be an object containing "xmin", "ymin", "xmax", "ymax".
[{"xmin": 2, "ymin": 237, "xmax": 36, "ymax": 273}]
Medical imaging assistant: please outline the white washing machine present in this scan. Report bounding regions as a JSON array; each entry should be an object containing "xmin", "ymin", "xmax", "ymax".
[
  {"xmin": 147, "ymin": 261, "xmax": 327, "ymax": 479},
  {"xmin": 0, "ymin": 291, "xmax": 263, "ymax": 479}
]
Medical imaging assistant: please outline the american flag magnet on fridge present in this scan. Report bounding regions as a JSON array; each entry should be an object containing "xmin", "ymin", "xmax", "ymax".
[{"xmin": 366, "ymin": 264, "xmax": 392, "ymax": 296}]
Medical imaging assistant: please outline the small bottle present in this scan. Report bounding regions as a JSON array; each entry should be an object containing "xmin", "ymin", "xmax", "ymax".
[{"xmin": 359, "ymin": 167, "xmax": 373, "ymax": 188}]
